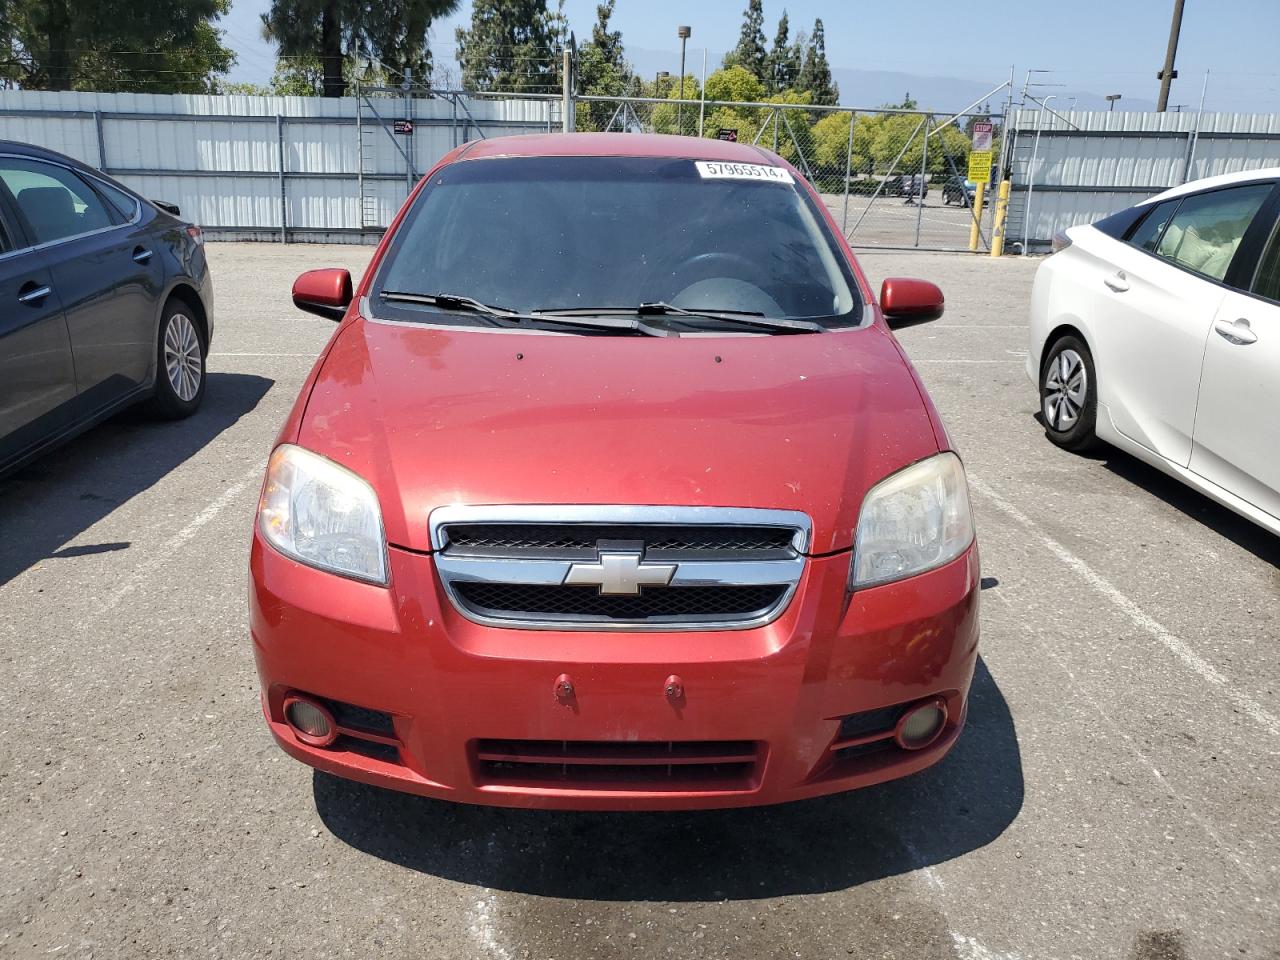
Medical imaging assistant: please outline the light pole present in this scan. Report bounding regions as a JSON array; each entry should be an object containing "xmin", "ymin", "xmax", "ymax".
[
  {"xmin": 1106, "ymin": 93, "xmax": 1122, "ymax": 112},
  {"xmin": 1157, "ymin": 0, "xmax": 1185, "ymax": 112},
  {"xmin": 677, "ymin": 26, "xmax": 691, "ymax": 133}
]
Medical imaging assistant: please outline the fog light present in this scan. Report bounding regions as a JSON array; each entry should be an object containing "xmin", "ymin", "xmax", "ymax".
[
  {"xmin": 894, "ymin": 698, "xmax": 947, "ymax": 751},
  {"xmin": 283, "ymin": 695, "xmax": 337, "ymax": 747}
]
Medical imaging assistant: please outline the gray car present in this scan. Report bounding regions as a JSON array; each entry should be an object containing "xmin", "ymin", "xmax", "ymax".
[{"xmin": 0, "ymin": 140, "xmax": 213, "ymax": 476}]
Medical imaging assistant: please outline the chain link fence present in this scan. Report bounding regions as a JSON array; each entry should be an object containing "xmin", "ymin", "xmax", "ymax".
[{"xmin": 577, "ymin": 94, "xmax": 1003, "ymax": 252}]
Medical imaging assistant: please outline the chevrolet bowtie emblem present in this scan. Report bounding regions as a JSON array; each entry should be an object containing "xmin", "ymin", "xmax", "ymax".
[{"xmin": 563, "ymin": 550, "xmax": 677, "ymax": 595}]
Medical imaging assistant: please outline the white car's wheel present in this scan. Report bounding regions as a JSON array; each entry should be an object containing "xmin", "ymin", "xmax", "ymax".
[{"xmin": 1041, "ymin": 334, "xmax": 1098, "ymax": 452}]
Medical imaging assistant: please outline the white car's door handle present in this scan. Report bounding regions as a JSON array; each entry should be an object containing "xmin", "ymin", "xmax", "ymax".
[
  {"xmin": 1214, "ymin": 317, "xmax": 1258, "ymax": 345},
  {"xmin": 1103, "ymin": 271, "xmax": 1129, "ymax": 292}
]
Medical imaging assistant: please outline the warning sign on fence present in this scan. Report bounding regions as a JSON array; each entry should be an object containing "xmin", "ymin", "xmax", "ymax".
[
  {"xmin": 968, "ymin": 150, "xmax": 993, "ymax": 183},
  {"xmin": 393, "ymin": 119, "xmax": 414, "ymax": 135},
  {"xmin": 971, "ymin": 121, "xmax": 993, "ymax": 152},
  {"xmin": 716, "ymin": 128, "xmax": 739, "ymax": 142}
]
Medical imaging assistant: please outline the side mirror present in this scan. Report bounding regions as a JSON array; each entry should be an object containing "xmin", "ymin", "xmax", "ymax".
[
  {"xmin": 292, "ymin": 268, "xmax": 353, "ymax": 321},
  {"xmin": 880, "ymin": 277, "xmax": 944, "ymax": 329}
]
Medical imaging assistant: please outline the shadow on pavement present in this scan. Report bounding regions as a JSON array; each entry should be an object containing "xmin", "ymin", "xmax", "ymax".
[
  {"xmin": 315, "ymin": 658, "xmax": 1023, "ymax": 900},
  {"xmin": 0, "ymin": 373, "xmax": 274, "ymax": 586},
  {"xmin": 1101, "ymin": 451, "xmax": 1280, "ymax": 567}
]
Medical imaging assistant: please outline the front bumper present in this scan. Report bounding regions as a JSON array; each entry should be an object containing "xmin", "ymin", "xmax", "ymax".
[{"xmin": 250, "ymin": 533, "xmax": 980, "ymax": 810}]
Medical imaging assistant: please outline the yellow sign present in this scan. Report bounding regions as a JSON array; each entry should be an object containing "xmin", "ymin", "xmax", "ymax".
[{"xmin": 968, "ymin": 150, "xmax": 993, "ymax": 184}]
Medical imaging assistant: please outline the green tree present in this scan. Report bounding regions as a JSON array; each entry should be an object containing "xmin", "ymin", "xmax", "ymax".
[
  {"xmin": 455, "ymin": 0, "xmax": 565, "ymax": 94},
  {"xmin": 221, "ymin": 54, "xmax": 386, "ymax": 97},
  {"xmin": 763, "ymin": 10, "xmax": 800, "ymax": 94},
  {"xmin": 2, "ymin": 0, "xmax": 235, "ymax": 92},
  {"xmin": 575, "ymin": 0, "xmax": 634, "ymax": 130},
  {"xmin": 704, "ymin": 64, "xmax": 763, "ymax": 104},
  {"xmin": 263, "ymin": 0, "xmax": 458, "ymax": 99},
  {"xmin": 795, "ymin": 17, "xmax": 837, "ymax": 106},
  {"xmin": 722, "ymin": 0, "xmax": 766, "ymax": 82}
]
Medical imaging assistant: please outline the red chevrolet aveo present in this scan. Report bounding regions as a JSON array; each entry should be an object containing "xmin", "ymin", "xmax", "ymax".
[{"xmin": 250, "ymin": 133, "xmax": 979, "ymax": 810}]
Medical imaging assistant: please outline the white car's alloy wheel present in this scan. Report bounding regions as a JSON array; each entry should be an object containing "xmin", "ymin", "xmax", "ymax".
[{"xmin": 1043, "ymin": 347, "xmax": 1087, "ymax": 431}]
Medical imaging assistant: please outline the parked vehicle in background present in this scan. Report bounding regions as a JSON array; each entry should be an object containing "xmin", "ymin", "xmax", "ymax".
[
  {"xmin": 251, "ymin": 133, "xmax": 978, "ymax": 811},
  {"xmin": 883, "ymin": 173, "xmax": 928, "ymax": 200},
  {"xmin": 0, "ymin": 141, "xmax": 212, "ymax": 477},
  {"xmin": 942, "ymin": 177, "xmax": 978, "ymax": 206},
  {"xmin": 1029, "ymin": 168, "xmax": 1280, "ymax": 535}
]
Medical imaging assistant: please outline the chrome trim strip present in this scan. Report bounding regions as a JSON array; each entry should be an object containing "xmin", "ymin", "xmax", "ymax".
[
  {"xmin": 429, "ymin": 504, "xmax": 811, "ymax": 553},
  {"xmin": 436, "ymin": 555, "xmax": 805, "ymax": 587},
  {"xmin": 428, "ymin": 504, "xmax": 811, "ymax": 632}
]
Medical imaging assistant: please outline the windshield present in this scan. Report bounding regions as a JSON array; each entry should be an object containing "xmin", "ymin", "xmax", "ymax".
[{"xmin": 373, "ymin": 155, "xmax": 861, "ymax": 329}]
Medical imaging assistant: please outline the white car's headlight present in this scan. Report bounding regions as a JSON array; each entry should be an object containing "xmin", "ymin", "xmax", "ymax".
[
  {"xmin": 851, "ymin": 452, "xmax": 975, "ymax": 589},
  {"xmin": 258, "ymin": 444, "xmax": 388, "ymax": 585}
]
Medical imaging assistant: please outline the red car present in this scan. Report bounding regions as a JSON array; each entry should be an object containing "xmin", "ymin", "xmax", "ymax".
[{"xmin": 251, "ymin": 134, "xmax": 979, "ymax": 810}]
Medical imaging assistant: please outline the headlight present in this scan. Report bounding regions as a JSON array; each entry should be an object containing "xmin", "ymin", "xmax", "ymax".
[
  {"xmin": 258, "ymin": 444, "xmax": 388, "ymax": 585},
  {"xmin": 851, "ymin": 452, "xmax": 974, "ymax": 588}
]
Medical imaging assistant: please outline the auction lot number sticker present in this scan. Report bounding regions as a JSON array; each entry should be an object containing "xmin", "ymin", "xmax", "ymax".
[{"xmin": 695, "ymin": 161, "xmax": 795, "ymax": 184}]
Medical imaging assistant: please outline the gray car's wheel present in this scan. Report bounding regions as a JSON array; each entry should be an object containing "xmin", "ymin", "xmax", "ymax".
[
  {"xmin": 1040, "ymin": 334, "xmax": 1098, "ymax": 452},
  {"xmin": 148, "ymin": 299, "xmax": 206, "ymax": 419}
]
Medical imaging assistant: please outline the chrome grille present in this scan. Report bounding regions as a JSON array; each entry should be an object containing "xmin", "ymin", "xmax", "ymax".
[{"xmin": 430, "ymin": 505, "xmax": 810, "ymax": 631}]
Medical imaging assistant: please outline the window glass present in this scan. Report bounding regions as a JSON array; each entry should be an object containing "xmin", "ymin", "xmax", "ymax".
[
  {"xmin": 0, "ymin": 212, "xmax": 11, "ymax": 254},
  {"xmin": 93, "ymin": 178, "xmax": 139, "ymax": 220},
  {"xmin": 0, "ymin": 158, "xmax": 115, "ymax": 243},
  {"xmin": 375, "ymin": 156, "xmax": 860, "ymax": 326},
  {"xmin": 1127, "ymin": 198, "xmax": 1181, "ymax": 252},
  {"xmin": 1154, "ymin": 184, "xmax": 1272, "ymax": 281},
  {"xmin": 1251, "ymin": 215, "xmax": 1280, "ymax": 302}
]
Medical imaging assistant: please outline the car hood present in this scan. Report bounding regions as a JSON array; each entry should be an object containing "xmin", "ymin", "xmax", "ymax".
[{"xmin": 297, "ymin": 316, "xmax": 940, "ymax": 554}]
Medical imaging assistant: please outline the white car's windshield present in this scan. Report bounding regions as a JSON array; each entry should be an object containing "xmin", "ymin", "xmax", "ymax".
[{"xmin": 373, "ymin": 155, "xmax": 861, "ymax": 329}]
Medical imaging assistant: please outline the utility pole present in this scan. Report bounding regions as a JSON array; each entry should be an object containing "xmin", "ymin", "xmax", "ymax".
[{"xmin": 1156, "ymin": 0, "xmax": 1185, "ymax": 112}]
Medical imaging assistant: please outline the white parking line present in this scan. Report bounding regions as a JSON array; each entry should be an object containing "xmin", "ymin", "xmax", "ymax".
[
  {"xmin": 100, "ymin": 465, "xmax": 262, "ymax": 612},
  {"xmin": 988, "ymin": 586, "xmax": 1261, "ymax": 884},
  {"xmin": 969, "ymin": 473, "xmax": 1280, "ymax": 739},
  {"xmin": 912, "ymin": 359, "xmax": 1024, "ymax": 364}
]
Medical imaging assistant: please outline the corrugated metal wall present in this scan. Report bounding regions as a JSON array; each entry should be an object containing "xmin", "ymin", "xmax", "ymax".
[
  {"xmin": 0, "ymin": 90, "xmax": 555, "ymax": 242},
  {"xmin": 1005, "ymin": 110, "xmax": 1280, "ymax": 251}
]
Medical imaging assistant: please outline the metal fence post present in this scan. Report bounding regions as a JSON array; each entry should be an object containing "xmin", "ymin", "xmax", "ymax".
[
  {"xmin": 276, "ymin": 113, "xmax": 286, "ymax": 243},
  {"xmin": 93, "ymin": 110, "xmax": 107, "ymax": 170},
  {"xmin": 1023, "ymin": 97, "xmax": 1054, "ymax": 253},
  {"xmin": 914, "ymin": 115, "xmax": 929, "ymax": 247},
  {"xmin": 698, "ymin": 48, "xmax": 707, "ymax": 138},
  {"xmin": 404, "ymin": 81, "xmax": 413, "ymax": 194},
  {"xmin": 562, "ymin": 49, "xmax": 573, "ymax": 132},
  {"xmin": 840, "ymin": 110, "xmax": 856, "ymax": 233}
]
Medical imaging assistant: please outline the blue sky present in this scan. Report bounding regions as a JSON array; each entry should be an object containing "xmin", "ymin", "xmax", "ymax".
[{"xmin": 220, "ymin": 0, "xmax": 1280, "ymax": 112}]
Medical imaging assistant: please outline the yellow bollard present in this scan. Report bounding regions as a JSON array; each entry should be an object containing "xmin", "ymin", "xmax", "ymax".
[
  {"xmin": 990, "ymin": 179, "xmax": 1011, "ymax": 257},
  {"xmin": 968, "ymin": 181, "xmax": 986, "ymax": 251}
]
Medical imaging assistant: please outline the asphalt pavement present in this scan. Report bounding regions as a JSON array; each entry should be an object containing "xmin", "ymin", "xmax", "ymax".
[{"xmin": 1, "ymin": 242, "xmax": 1276, "ymax": 960}]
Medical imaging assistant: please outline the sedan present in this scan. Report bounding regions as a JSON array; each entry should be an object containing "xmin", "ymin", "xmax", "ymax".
[
  {"xmin": 251, "ymin": 133, "xmax": 978, "ymax": 811},
  {"xmin": 0, "ymin": 141, "xmax": 212, "ymax": 476},
  {"xmin": 1029, "ymin": 168, "xmax": 1280, "ymax": 535}
]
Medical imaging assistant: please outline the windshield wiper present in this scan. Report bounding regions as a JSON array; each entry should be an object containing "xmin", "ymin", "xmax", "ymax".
[
  {"xmin": 379, "ymin": 291, "xmax": 521, "ymax": 326},
  {"xmin": 536, "ymin": 303, "xmax": 826, "ymax": 334},
  {"xmin": 379, "ymin": 291, "xmax": 663, "ymax": 336},
  {"xmin": 637, "ymin": 302, "xmax": 827, "ymax": 334}
]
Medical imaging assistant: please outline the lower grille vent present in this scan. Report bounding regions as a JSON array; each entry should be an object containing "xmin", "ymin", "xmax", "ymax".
[
  {"xmin": 455, "ymin": 582, "xmax": 786, "ymax": 624},
  {"xmin": 474, "ymin": 739, "xmax": 760, "ymax": 790}
]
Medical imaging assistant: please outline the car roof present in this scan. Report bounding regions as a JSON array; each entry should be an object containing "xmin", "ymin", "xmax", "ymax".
[
  {"xmin": 1143, "ymin": 166, "xmax": 1280, "ymax": 206},
  {"xmin": 454, "ymin": 132, "xmax": 785, "ymax": 166},
  {"xmin": 0, "ymin": 139, "xmax": 77, "ymax": 161}
]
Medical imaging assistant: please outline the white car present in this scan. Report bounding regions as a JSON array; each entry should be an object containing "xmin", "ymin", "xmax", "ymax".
[{"xmin": 1028, "ymin": 168, "xmax": 1280, "ymax": 535}]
